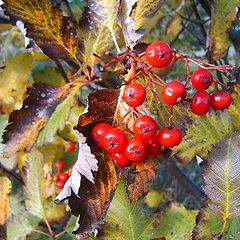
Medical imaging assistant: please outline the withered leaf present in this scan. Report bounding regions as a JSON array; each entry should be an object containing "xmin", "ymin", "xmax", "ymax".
[
  {"xmin": 0, "ymin": 177, "xmax": 11, "ymax": 225},
  {"xmin": 127, "ymin": 158, "xmax": 160, "ymax": 202},
  {"xmin": 3, "ymin": 83, "xmax": 72, "ymax": 157},
  {"xmin": 3, "ymin": 0, "xmax": 78, "ymax": 60},
  {"xmin": 63, "ymin": 89, "xmax": 121, "ymax": 237}
]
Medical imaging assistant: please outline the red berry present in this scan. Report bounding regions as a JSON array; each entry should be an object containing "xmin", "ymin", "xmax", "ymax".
[
  {"xmin": 91, "ymin": 123, "xmax": 112, "ymax": 147},
  {"xmin": 123, "ymin": 83, "xmax": 146, "ymax": 107},
  {"xmin": 191, "ymin": 69, "xmax": 214, "ymax": 91},
  {"xmin": 125, "ymin": 138, "xmax": 147, "ymax": 162},
  {"xmin": 191, "ymin": 91, "xmax": 211, "ymax": 115},
  {"xmin": 210, "ymin": 91, "xmax": 232, "ymax": 110},
  {"xmin": 55, "ymin": 160, "xmax": 64, "ymax": 171},
  {"xmin": 56, "ymin": 179, "xmax": 66, "ymax": 189},
  {"xmin": 103, "ymin": 128, "xmax": 128, "ymax": 153},
  {"xmin": 111, "ymin": 152, "xmax": 129, "ymax": 167},
  {"xmin": 145, "ymin": 137, "xmax": 161, "ymax": 157},
  {"xmin": 157, "ymin": 128, "xmax": 182, "ymax": 148},
  {"xmin": 145, "ymin": 41, "xmax": 173, "ymax": 68},
  {"xmin": 133, "ymin": 115, "xmax": 158, "ymax": 141},
  {"xmin": 57, "ymin": 173, "xmax": 69, "ymax": 182},
  {"xmin": 67, "ymin": 142, "xmax": 75, "ymax": 152},
  {"xmin": 162, "ymin": 80, "xmax": 186, "ymax": 105}
]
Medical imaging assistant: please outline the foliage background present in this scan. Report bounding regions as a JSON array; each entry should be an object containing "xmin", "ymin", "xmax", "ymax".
[{"xmin": 0, "ymin": 0, "xmax": 240, "ymax": 239}]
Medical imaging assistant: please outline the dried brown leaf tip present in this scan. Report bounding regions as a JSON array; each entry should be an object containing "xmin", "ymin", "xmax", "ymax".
[
  {"xmin": 127, "ymin": 158, "xmax": 159, "ymax": 202},
  {"xmin": 3, "ymin": 0, "xmax": 79, "ymax": 60}
]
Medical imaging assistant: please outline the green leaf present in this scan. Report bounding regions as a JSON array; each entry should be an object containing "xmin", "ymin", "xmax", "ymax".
[
  {"xmin": 0, "ymin": 115, "xmax": 8, "ymax": 143},
  {"xmin": 193, "ymin": 209, "xmax": 240, "ymax": 240},
  {"xmin": 82, "ymin": 25, "xmax": 117, "ymax": 65},
  {"xmin": 152, "ymin": 203, "xmax": 198, "ymax": 240},
  {"xmin": 173, "ymin": 111, "xmax": 232, "ymax": 162},
  {"xmin": 202, "ymin": 133, "xmax": 240, "ymax": 226},
  {"xmin": 0, "ymin": 115, "xmax": 9, "ymax": 160},
  {"xmin": 209, "ymin": 0, "xmax": 240, "ymax": 60},
  {"xmin": 192, "ymin": 209, "xmax": 224, "ymax": 240},
  {"xmin": 102, "ymin": 179, "xmax": 154, "ymax": 240},
  {"xmin": 33, "ymin": 66, "xmax": 66, "ymax": 87},
  {"xmin": 0, "ymin": 52, "xmax": 33, "ymax": 114},
  {"xmin": 36, "ymin": 84, "xmax": 81, "ymax": 146},
  {"xmin": 24, "ymin": 150, "xmax": 46, "ymax": 219},
  {"xmin": 117, "ymin": 0, "xmax": 143, "ymax": 47},
  {"xmin": 132, "ymin": 0, "xmax": 165, "ymax": 30},
  {"xmin": 7, "ymin": 195, "xmax": 40, "ymax": 240}
]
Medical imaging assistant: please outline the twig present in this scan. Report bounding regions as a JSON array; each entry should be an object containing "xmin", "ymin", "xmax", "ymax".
[
  {"xmin": 53, "ymin": 212, "xmax": 72, "ymax": 237},
  {"xmin": 0, "ymin": 162, "xmax": 23, "ymax": 184},
  {"xmin": 160, "ymin": 156, "xmax": 206, "ymax": 202}
]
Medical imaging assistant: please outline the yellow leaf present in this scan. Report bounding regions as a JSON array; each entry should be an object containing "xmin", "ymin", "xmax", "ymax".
[
  {"xmin": 0, "ymin": 52, "xmax": 33, "ymax": 114},
  {"xmin": 3, "ymin": 0, "xmax": 78, "ymax": 60},
  {"xmin": 0, "ymin": 177, "xmax": 11, "ymax": 225}
]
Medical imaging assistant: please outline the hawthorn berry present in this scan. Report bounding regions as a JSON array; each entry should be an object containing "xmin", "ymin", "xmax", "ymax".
[
  {"xmin": 157, "ymin": 128, "xmax": 182, "ymax": 148},
  {"xmin": 56, "ymin": 179, "xmax": 66, "ymax": 189},
  {"xmin": 145, "ymin": 137, "xmax": 162, "ymax": 157},
  {"xmin": 162, "ymin": 80, "xmax": 186, "ymax": 105},
  {"xmin": 91, "ymin": 123, "xmax": 112, "ymax": 147},
  {"xmin": 103, "ymin": 128, "xmax": 128, "ymax": 153},
  {"xmin": 123, "ymin": 83, "xmax": 146, "ymax": 107},
  {"xmin": 67, "ymin": 142, "xmax": 75, "ymax": 152},
  {"xmin": 191, "ymin": 91, "xmax": 211, "ymax": 115},
  {"xmin": 133, "ymin": 115, "xmax": 158, "ymax": 141},
  {"xmin": 57, "ymin": 172, "xmax": 69, "ymax": 182},
  {"xmin": 191, "ymin": 69, "xmax": 214, "ymax": 91},
  {"xmin": 145, "ymin": 41, "xmax": 173, "ymax": 68},
  {"xmin": 125, "ymin": 138, "xmax": 147, "ymax": 162},
  {"xmin": 111, "ymin": 152, "xmax": 129, "ymax": 167},
  {"xmin": 55, "ymin": 160, "xmax": 64, "ymax": 171},
  {"xmin": 210, "ymin": 91, "xmax": 232, "ymax": 110}
]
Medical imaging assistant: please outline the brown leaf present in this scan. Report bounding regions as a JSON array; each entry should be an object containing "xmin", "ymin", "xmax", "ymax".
[
  {"xmin": 67, "ymin": 89, "xmax": 122, "ymax": 237},
  {"xmin": 3, "ymin": 0, "xmax": 79, "ymax": 60},
  {"xmin": 72, "ymin": 152, "xmax": 121, "ymax": 237},
  {"xmin": 3, "ymin": 83, "xmax": 71, "ymax": 157},
  {"xmin": 127, "ymin": 158, "xmax": 159, "ymax": 201},
  {"xmin": 76, "ymin": 88, "xmax": 120, "ymax": 138}
]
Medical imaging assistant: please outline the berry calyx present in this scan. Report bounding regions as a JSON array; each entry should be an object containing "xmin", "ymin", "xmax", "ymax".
[
  {"xmin": 57, "ymin": 172, "xmax": 69, "ymax": 182},
  {"xmin": 145, "ymin": 137, "xmax": 162, "ymax": 157},
  {"xmin": 191, "ymin": 69, "xmax": 214, "ymax": 91},
  {"xmin": 190, "ymin": 91, "xmax": 211, "ymax": 115},
  {"xmin": 125, "ymin": 138, "xmax": 147, "ymax": 162},
  {"xmin": 157, "ymin": 128, "xmax": 182, "ymax": 148},
  {"xmin": 133, "ymin": 115, "xmax": 158, "ymax": 141},
  {"xmin": 103, "ymin": 128, "xmax": 128, "ymax": 153},
  {"xmin": 210, "ymin": 91, "xmax": 232, "ymax": 110},
  {"xmin": 67, "ymin": 142, "xmax": 75, "ymax": 152},
  {"xmin": 145, "ymin": 41, "xmax": 173, "ymax": 68},
  {"xmin": 123, "ymin": 83, "xmax": 146, "ymax": 107},
  {"xmin": 55, "ymin": 160, "xmax": 64, "ymax": 171},
  {"xmin": 111, "ymin": 152, "xmax": 129, "ymax": 167},
  {"xmin": 91, "ymin": 123, "xmax": 112, "ymax": 148},
  {"xmin": 162, "ymin": 80, "xmax": 186, "ymax": 105}
]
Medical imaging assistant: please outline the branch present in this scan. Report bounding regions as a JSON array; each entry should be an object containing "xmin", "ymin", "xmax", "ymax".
[
  {"xmin": 53, "ymin": 211, "xmax": 71, "ymax": 237},
  {"xmin": 160, "ymin": 156, "xmax": 206, "ymax": 202}
]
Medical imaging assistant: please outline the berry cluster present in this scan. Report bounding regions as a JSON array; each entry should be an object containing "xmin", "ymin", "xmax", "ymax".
[
  {"xmin": 54, "ymin": 142, "xmax": 75, "ymax": 188},
  {"xmin": 92, "ymin": 118, "xmax": 164, "ymax": 167},
  {"xmin": 91, "ymin": 41, "xmax": 236, "ymax": 167}
]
